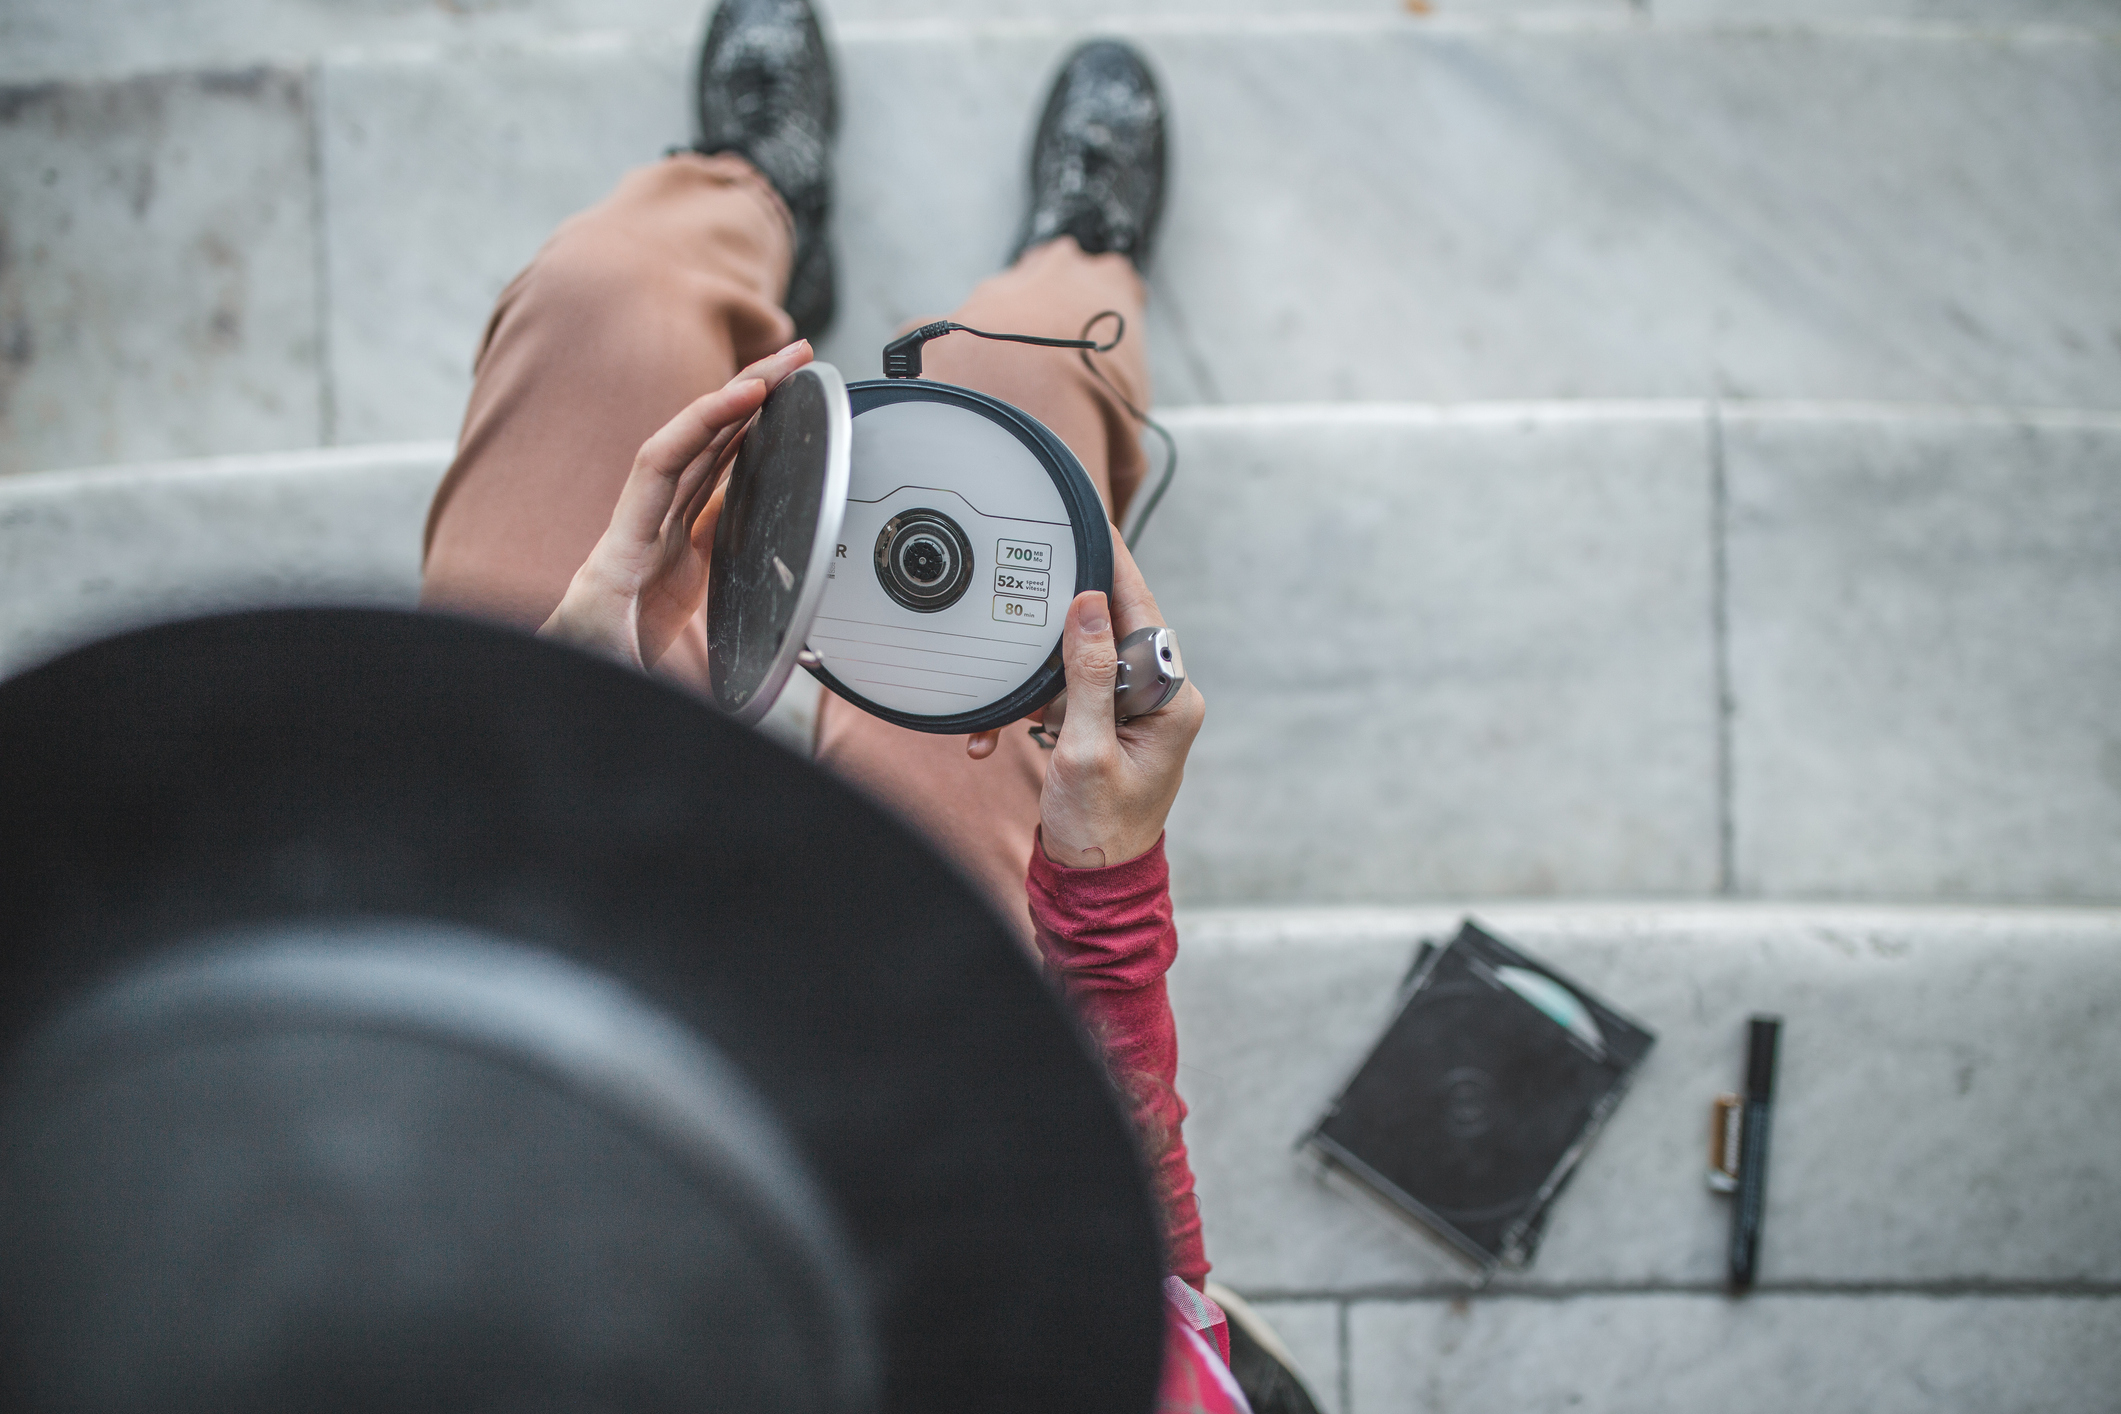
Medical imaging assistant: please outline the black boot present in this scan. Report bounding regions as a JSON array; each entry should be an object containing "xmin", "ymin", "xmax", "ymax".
[
  {"xmin": 1209, "ymin": 1284, "xmax": 1327, "ymax": 1414},
  {"xmin": 694, "ymin": 0, "xmax": 838, "ymax": 339},
  {"xmin": 1012, "ymin": 39, "xmax": 1168, "ymax": 271}
]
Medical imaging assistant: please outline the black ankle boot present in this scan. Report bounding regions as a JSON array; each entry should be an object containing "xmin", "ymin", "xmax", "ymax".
[
  {"xmin": 694, "ymin": 0, "xmax": 839, "ymax": 339},
  {"xmin": 1012, "ymin": 39, "xmax": 1167, "ymax": 271}
]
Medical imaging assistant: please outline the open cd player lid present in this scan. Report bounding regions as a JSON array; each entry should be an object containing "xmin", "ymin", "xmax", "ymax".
[{"xmin": 707, "ymin": 363, "xmax": 851, "ymax": 725}]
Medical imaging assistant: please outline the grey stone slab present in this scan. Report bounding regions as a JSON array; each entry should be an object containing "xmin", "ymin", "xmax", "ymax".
[
  {"xmin": 0, "ymin": 2, "xmax": 694, "ymax": 85},
  {"xmin": 1138, "ymin": 25, "xmax": 2121, "ymax": 409},
  {"xmin": 316, "ymin": 21, "xmax": 2121, "ymax": 454},
  {"xmin": 798, "ymin": 23, "xmax": 1242, "ymax": 410},
  {"xmin": 0, "ymin": 4, "xmax": 1622, "ymax": 87},
  {"xmin": 0, "ymin": 443, "xmax": 823, "ymax": 750},
  {"xmin": 809, "ymin": 29, "xmax": 1058, "ymax": 390},
  {"xmin": 0, "ymin": 68, "xmax": 322, "ymax": 475},
  {"xmin": 1662, "ymin": 1, "xmax": 2121, "ymax": 25},
  {"xmin": 15, "ymin": 2, "xmax": 2114, "ymax": 91},
  {"xmin": 0, "ymin": 444, "xmax": 443, "ymax": 677},
  {"xmin": 1724, "ymin": 411, "xmax": 2121, "ymax": 902},
  {"xmin": 311, "ymin": 31, "xmax": 1043, "ymax": 440},
  {"xmin": 9, "ymin": 14, "xmax": 2121, "ymax": 463},
  {"xmin": 1166, "ymin": 904, "xmax": 2121, "ymax": 1293},
  {"xmin": 317, "ymin": 29, "xmax": 1215, "ymax": 425},
  {"xmin": 1141, "ymin": 406, "xmax": 1719, "ymax": 904},
  {"xmin": 319, "ymin": 45, "xmax": 692, "ymax": 446},
  {"xmin": 1348, "ymin": 1294, "xmax": 2121, "ymax": 1414},
  {"xmin": 1243, "ymin": 1299, "xmax": 1345, "ymax": 1414}
]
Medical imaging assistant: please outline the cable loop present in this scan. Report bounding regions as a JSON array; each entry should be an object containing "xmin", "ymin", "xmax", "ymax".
[{"xmin": 879, "ymin": 311, "xmax": 1178, "ymax": 546}]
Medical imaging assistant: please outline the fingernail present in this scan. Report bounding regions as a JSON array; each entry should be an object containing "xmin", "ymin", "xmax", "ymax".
[
  {"xmin": 782, "ymin": 338, "xmax": 809, "ymax": 354},
  {"xmin": 1079, "ymin": 607, "xmax": 1109, "ymax": 636}
]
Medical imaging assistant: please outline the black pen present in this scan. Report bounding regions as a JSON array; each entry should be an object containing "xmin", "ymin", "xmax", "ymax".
[{"xmin": 1728, "ymin": 1015, "xmax": 1781, "ymax": 1291}]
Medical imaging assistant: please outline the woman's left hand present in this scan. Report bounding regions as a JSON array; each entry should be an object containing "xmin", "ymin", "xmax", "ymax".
[{"xmin": 539, "ymin": 338, "xmax": 814, "ymax": 669}]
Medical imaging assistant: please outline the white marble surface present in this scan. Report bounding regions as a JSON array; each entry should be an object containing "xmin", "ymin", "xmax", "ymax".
[
  {"xmin": 9, "ymin": 1, "xmax": 2113, "ymax": 89},
  {"xmin": 1348, "ymin": 1294, "xmax": 2121, "ymax": 1414},
  {"xmin": 0, "ymin": 69, "xmax": 322, "ymax": 476},
  {"xmin": 1138, "ymin": 24, "xmax": 2121, "ymax": 409},
  {"xmin": 1724, "ymin": 410, "xmax": 2121, "ymax": 902},
  {"xmin": 0, "ymin": 443, "xmax": 823, "ymax": 750},
  {"xmin": 7, "ymin": 18, "xmax": 2119, "ymax": 471},
  {"xmin": 1662, "ymin": 0, "xmax": 2121, "ymax": 23},
  {"xmin": 812, "ymin": 28, "xmax": 1062, "ymax": 388},
  {"xmin": 1167, "ymin": 904, "xmax": 2121, "ymax": 1293},
  {"xmin": 318, "ymin": 21, "xmax": 2121, "ymax": 447},
  {"xmin": 8, "ymin": 405, "xmax": 2113, "ymax": 899},
  {"xmin": 6, "ymin": 439, "xmax": 2119, "ymax": 1410},
  {"xmin": 0, "ymin": 3, "xmax": 1649, "ymax": 86},
  {"xmin": 316, "ymin": 29, "xmax": 1107, "ymax": 436},
  {"xmin": 1142, "ymin": 405, "xmax": 1720, "ymax": 903},
  {"xmin": 319, "ymin": 45, "xmax": 693, "ymax": 446},
  {"xmin": 0, "ymin": 0, "xmax": 694, "ymax": 83},
  {"xmin": 0, "ymin": 444, "xmax": 442, "ymax": 677},
  {"xmin": 310, "ymin": 23, "xmax": 2121, "ymax": 447}
]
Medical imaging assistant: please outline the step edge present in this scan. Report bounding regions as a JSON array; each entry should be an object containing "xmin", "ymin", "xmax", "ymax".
[
  {"xmin": 1173, "ymin": 899, "xmax": 2121, "ymax": 935},
  {"xmin": 1155, "ymin": 399, "xmax": 2121, "ymax": 432},
  {"xmin": 16, "ymin": 397, "xmax": 2121, "ymax": 488},
  {"xmin": 7, "ymin": 11, "xmax": 2118, "ymax": 88},
  {"xmin": 1, "ymin": 441, "xmax": 455, "ymax": 496}
]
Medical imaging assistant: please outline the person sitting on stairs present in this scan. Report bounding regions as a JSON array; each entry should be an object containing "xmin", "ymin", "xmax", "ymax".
[{"xmin": 418, "ymin": 3, "xmax": 1320, "ymax": 1410}]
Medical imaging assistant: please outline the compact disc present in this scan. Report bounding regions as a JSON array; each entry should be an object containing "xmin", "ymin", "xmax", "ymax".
[
  {"xmin": 1493, "ymin": 966, "xmax": 1606, "ymax": 1054},
  {"xmin": 808, "ymin": 379, "xmax": 1111, "ymax": 734},
  {"xmin": 708, "ymin": 369, "xmax": 1111, "ymax": 736}
]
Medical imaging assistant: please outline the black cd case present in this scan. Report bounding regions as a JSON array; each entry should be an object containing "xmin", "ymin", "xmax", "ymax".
[{"xmin": 1301, "ymin": 919, "xmax": 1655, "ymax": 1275}]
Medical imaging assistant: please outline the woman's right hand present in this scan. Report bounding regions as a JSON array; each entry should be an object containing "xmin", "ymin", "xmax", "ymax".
[{"xmin": 539, "ymin": 339, "xmax": 814, "ymax": 670}]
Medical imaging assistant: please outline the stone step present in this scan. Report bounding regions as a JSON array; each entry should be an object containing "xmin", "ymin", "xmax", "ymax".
[
  {"xmin": 1166, "ymin": 902, "xmax": 2121, "ymax": 1411},
  {"xmin": 1324, "ymin": 1294, "xmax": 2116, "ymax": 1414},
  {"xmin": 1147, "ymin": 400, "xmax": 2121, "ymax": 905},
  {"xmin": 0, "ymin": 439, "xmax": 840, "ymax": 751},
  {"xmin": 4, "ymin": 14, "xmax": 2118, "ymax": 473},
  {"xmin": 12, "ymin": 1, "xmax": 2113, "ymax": 87},
  {"xmin": 4, "ymin": 402, "xmax": 2114, "ymax": 904},
  {"xmin": 0, "ymin": 443, "xmax": 442, "ymax": 661},
  {"xmin": 0, "ymin": 6, "xmax": 1544, "ymax": 87},
  {"xmin": 2, "ymin": 433, "xmax": 2113, "ymax": 1398}
]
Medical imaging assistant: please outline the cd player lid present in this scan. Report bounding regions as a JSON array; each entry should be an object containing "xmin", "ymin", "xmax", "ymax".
[{"xmin": 706, "ymin": 362, "xmax": 852, "ymax": 725}]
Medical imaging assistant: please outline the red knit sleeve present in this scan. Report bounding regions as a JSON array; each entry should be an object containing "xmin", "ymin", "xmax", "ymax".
[{"xmin": 1025, "ymin": 831, "xmax": 1207, "ymax": 1289}]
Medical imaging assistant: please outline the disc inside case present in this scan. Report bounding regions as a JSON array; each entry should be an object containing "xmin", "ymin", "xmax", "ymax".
[
  {"xmin": 1300, "ymin": 919, "xmax": 1656, "ymax": 1277},
  {"xmin": 707, "ymin": 363, "xmax": 1113, "ymax": 735}
]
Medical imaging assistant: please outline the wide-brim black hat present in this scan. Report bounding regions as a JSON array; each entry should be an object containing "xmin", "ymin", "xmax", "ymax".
[{"xmin": 0, "ymin": 609, "xmax": 1164, "ymax": 1414}]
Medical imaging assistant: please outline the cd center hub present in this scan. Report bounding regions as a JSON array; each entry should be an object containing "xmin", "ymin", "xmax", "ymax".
[{"xmin": 875, "ymin": 509, "xmax": 973, "ymax": 613}]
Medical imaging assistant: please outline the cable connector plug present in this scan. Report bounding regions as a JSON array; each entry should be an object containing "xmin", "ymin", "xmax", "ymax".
[{"xmin": 882, "ymin": 321, "xmax": 959, "ymax": 379}]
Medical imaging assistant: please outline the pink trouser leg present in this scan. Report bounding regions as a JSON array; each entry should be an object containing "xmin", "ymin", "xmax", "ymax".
[{"xmin": 422, "ymin": 153, "xmax": 1151, "ymax": 942}]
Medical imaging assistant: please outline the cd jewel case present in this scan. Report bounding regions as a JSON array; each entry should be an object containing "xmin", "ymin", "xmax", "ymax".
[{"xmin": 1302, "ymin": 919, "xmax": 1655, "ymax": 1275}]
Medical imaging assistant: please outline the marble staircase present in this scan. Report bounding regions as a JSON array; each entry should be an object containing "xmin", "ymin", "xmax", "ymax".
[
  {"xmin": 1168, "ymin": 903, "xmax": 2121, "ymax": 1412},
  {"xmin": 3, "ymin": 0, "xmax": 2119, "ymax": 1409}
]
